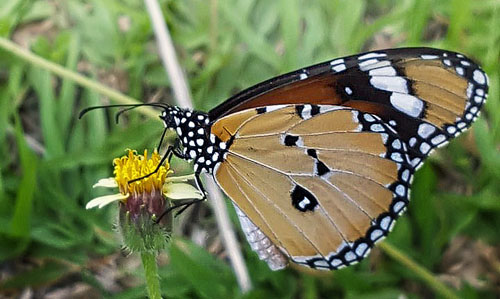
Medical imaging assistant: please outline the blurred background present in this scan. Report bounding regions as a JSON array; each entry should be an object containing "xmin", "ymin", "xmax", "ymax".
[{"xmin": 0, "ymin": 0, "xmax": 499, "ymax": 298}]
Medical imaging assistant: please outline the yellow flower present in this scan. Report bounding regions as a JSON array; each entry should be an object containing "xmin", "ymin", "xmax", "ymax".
[
  {"xmin": 86, "ymin": 149, "xmax": 203, "ymax": 253},
  {"xmin": 87, "ymin": 149, "xmax": 203, "ymax": 215}
]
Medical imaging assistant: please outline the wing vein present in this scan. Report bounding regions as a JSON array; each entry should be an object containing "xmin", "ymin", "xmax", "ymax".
[{"xmin": 226, "ymin": 159, "xmax": 330, "ymax": 261}]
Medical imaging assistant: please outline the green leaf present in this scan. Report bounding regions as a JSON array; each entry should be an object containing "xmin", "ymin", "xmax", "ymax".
[
  {"xmin": 409, "ymin": 163, "xmax": 438, "ymax": 266},
  {"xmin": 28, "ymin": 67, "xmax": 65, "ymax": 158},
  {"xmin": 10, "ymin": 113, "xmax": 37, "ymax": 237},
  {"xmin": 169, "ymin": 239, "xmax": 236, "ymax": 299}
]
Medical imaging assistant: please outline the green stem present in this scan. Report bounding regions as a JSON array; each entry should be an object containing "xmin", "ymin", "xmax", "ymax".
[
  {"xmin": 0, "ymin": 37, "xmax": 158, "ymax": 119},
  {"xmin": 140, "ymin": 252, "xmax": 162, "ymax": 299},
  {"xmin": 378, "ymin": 241, "xmax": 459, "ymax": 299}
]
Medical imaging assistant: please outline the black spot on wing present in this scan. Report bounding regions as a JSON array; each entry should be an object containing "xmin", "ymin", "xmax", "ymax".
[
  {"xmin": 315, "ymin": 161, "xmax": 330, "ymax": 176},
  {"xmin": 256, "ymin": 107, "xmax": 266, "ymax": 114},
  {"xmin": 307, "ymin": 149, "xmax": 317, "ymax": 158},
  {"xmin": 310, "ymin": 105, "xmax": 320, "ymax": 117},
  {"xmin": 295, "ymin": 105, "xmax": 305, "ymax": 117},
  {"xmin": 284, "ymin": 135, "xmax": 299, "ymax": 146},
  {"xmin": 290, "ymin": 185, "xmax": 318, "ymax": 212}
]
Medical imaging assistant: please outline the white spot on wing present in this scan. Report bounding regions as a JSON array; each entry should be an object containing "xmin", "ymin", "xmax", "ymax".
[
  {"xmin": 301, "ymin": 105, "xmax": 312, "ymax": 119},
  {"xmin": 431, "ymin": 134, "xmax": 446, "ymax": 145},
  {"xmin": 330, "ymin": 58, "xmax": 344, "ymax": 66},
  {"xmin": 298, "ymin": 197, "xmax": 310, "ymax": 209},
  {"xmin": 331, "ymin": 258, "xmax": 342, "ymax": 267},
  {"xmin": 395, "ymin": 185, "xmax": 405, "ymax": 197},
  {"xmin": 359, "ymin": 52, "xmax": 387, "ymax": 60},
  {"xmin": 358, "ymin": 59, "xmax": 379, "ymax": 70},
  {"xmin": 392, "ymin": 139, "xmax": 401, "ymax": 150},
  {"xmin": 420, "ymin": 142, "xmax": 431, "ymax": 154},
  {"xmin": 466, "ymin": 83, "xmax": 474, "ymax": 98},
  {"xmin": 417, "ymin": 123, "xmax": 436, "ymax": 139},
  {"xmin": 390, "ymin": 93, "xmax": 424, "ymax": 118},
  {"xmin": 421, "ymin": 54, "xmax": 439, "ymax": 60},
  {"xmin": 370, "ymin": 229, "xmax": 383, "ymax": 242},
  {"xmin": 359, "ymin": 60, "xmax": 390, "ymax": 71},
  {"xmin": 355, "ymin": 243, "xmax": 370, "ymax": 257},
  {"xmin": 266, "ymin": 105, "xmax": 287, "ymax": 113},
  {"xmin": 380, "ymin": 216, "xmax": 392, "ymax": 230},
  {"xmin": 370, "ymin": 124, "xmax": 384, "ymax": 132},
  {"xmin": 314, "ymin": 260, "xmax": 329, "ymax": 268},
  {"xmin": 393, "ymin": 201, "xmax": 405, "ymax": 214},
  {"xmin": 391, "ymin": 152, "xmax": 403, "ymax": 162},
  {"xmin": 364, "ymin": 114, "xmax": 375, "ymax": 122},
  {"xmin": 401, "ymin": 169, "xmax": 410, "ymax": 182},
  {"xmin": 370, "ymin": 76, "xmax": 408, "ymax": 93},
  {"xmin": 332, "ymin": 64, "xmax": 346, "ymax": 72},
  {"xmin": 473, "ymin": 69, "xmax": 486, "ymax": 84},
  {"xmin": 369, "ymin": 66, "xmax": 396, "ymax": 76}
]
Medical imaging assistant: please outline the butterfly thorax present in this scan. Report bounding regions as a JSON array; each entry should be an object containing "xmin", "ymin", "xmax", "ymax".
[{"xmin": 160, "ymin": 106, "xmax": 227, "ymax": 174}]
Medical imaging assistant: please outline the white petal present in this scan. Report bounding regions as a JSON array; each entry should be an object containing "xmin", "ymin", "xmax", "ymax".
[
  {"xmin": 86, "ymin": 193, "xmax": 128, "ymax": 209},
  {"xmin": 164, "ymin": 174, "xmax": 196, "ymax": 183},
  {"xmin": 93, "ymin": 178, "xmax": 118, "ymax": 188},
  {"xmin": 164, "ymin": 183, "xmax": 203, "ymax": 200}
]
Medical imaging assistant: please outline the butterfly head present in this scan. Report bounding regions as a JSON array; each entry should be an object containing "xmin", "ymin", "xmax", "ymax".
[{"xmin": 159, "ymin": 107, "xmax": 222, "ymax": 170}]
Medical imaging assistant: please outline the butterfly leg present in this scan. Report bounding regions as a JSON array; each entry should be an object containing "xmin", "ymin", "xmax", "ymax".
[
  {"xmin": 128, "ymin": 139, "xmax": 183, "ymax": 184},
  {"xmin": 194, "ymin": 172, "xmax": 208, "ymax": 200},
  {"xmin": 157, "ymin": 127, "xmax": 168, "ymax": 151},
  {"xmin": 169, "ymin": 173, "xmax": 207, "ymax": 218},
  {"xmin": 155, "ymin": 197, "xmax": 205, "ymax": 223}
]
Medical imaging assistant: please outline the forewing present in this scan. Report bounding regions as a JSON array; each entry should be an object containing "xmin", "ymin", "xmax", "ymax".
[{"xmin": 209, "ymin": 48, "xmax": 488, "ymax": 168}]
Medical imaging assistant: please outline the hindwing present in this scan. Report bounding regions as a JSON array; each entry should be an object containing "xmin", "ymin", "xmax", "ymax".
[{"xmin": 213, "ymin": 104, "xmax": 414, "ymax": 269}]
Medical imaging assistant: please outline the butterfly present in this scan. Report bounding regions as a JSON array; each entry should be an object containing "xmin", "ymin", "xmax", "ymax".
[{"xmin": 81, "ymin": 47, "xmax": 488, "ymax": 271}]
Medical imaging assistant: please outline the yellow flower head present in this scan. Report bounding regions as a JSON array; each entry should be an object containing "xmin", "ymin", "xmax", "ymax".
[
  {"xmin": 113, "ymin": 149, "xmax": 173, "ymax": 197},
  {"xmin": 86, "ymin": 149, "xmax": 203, "ymax": 253}
]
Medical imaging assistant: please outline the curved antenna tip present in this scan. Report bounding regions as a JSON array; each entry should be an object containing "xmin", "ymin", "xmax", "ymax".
[{"xmin": 78, "ymin": 103, "xmax": 170, "ymax": 121}]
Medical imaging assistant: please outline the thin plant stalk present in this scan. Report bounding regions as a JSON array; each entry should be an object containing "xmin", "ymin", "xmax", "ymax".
[
  {"xmin": 141, "ymin": 252, "xmax": 162, "ymax": 299},
  {"xmin": 143, "ymin": 0, "xmax": 253, "ymax": 293},
  {"xmin": 0, "ymin": 37, "xmax": 158, "ymax": 119},
  {"xmin": 378, "ymin": 241, "xmax": 459, "ymax": 299}
]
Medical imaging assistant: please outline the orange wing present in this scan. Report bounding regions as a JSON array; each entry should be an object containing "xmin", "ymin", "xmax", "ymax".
[
  {"xmin": 212, "ymin": 105, "xmax": 413, "ymax": 270},
  {"xmin": 209, "ymin": 48, "xmax": 488, "ymax": 170}
]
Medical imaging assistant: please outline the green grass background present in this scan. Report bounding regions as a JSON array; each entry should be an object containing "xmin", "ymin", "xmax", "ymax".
[{"xmin": 0, "ymin": 0, "xmax": 499, "ymax": 298}]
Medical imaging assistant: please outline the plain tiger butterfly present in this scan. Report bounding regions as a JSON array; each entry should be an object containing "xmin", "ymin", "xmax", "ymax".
[{"xmin": 81, "ymin": 47, "xmax": 488, "ymax": 271}]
